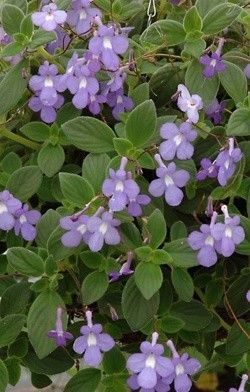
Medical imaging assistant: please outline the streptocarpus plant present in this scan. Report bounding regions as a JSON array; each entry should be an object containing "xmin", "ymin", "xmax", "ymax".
[{"xmin": 0, "ymin": 0, "xmax": 249, "ymax": 391}]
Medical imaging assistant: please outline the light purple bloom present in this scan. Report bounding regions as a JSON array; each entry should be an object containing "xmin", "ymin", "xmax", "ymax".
[
  {"xmin": 166, "ymin": 340, "xmax": 201, "ymax": 392},
  {"xmin": 215, "ymin": 138, "xmax": 243, "ymax": 186},
  {"xmin": 14, "ymin": 204, "xmax": 41, "ymax": 241},
  {"xmin": 60, "ymin": 214, "xmax": 90, "ymax": 248},
  {"xmin": 67, "ymin": 0, "xmax": 102, "ymax": 35},
  {"xmin": 229, "ymin": 374, "xmax": 248, "ymax": 392},
  {"xmin": 102, "ymin": 157, "xmax": 140, "ymax": 212},
  {"xmin": 188, "ymin": 211, "xmax": 219, "ymax": 267},
  {"xmin": 247, "ymin": 290, "xmax": 250, "ymax": 303},
  {"xmin": 84, "ymin": 50, "xmax": 101, "ymax": 73},
  {"xmin": 48, "ymin": 307, "xmax": 73, "ymax": 347},
  {"xmin": 106, "ymin": 88, "xmax": 134, "ymax": 119},
  {"xmin": 102, "ymin": 70, "xmax": 127, "ymax": 95},
  {"xmin": 127, "ymin": 374, "xmax": 172, "ymax": 392},
  {"xmin": 89, "ymin": 24, "xmax": 129, "ymax": 71},
  {"xmin": 149, "ymin": 154, "xmax": 190, "ymax": 207},
  {"xmin": 196, "ymin": 158, "xmax": 218, "ymax": 181},
  {"xmin": 109, "ymin": 251, "xmax": 134, "ymax": 282},
  {"xmin": 32, "ymin": 3, "xmax": 67, "ymax": 31},
  {"xmin": 205, "ymin": 99, "xmax": 226, "ymax": 125},
  {"xmin": 211, "ymin": 205, "xmax": 245, "ymax": 258},
  {"xmin": 46, "ymin": 26, "xmax": 71, "ymax": 54},
  {"xmin": 244, "ymin": 64, "xmax": 250, "ymax": 79},
  {"xmin": 87, "ymin": 209, "xmax": 121, "ymax": 252},
  {"xmin": 177, "ymin": 84, "xmax": 203, "ymax": 124},
  {"xmin": 0, "ymin": 191, "xmax": 22, "ymax": 231},
  {"xmin": 127, "ymin": 194, "xmax": 151, "ymax": 217},
  {"xmin": 28, "ymin": 92, "xmax": 64, "ymax": 123},
  {"xmin": 73, "ymin": 310, "xmax": 115, "ymax": 367},
  {"xmin": 0, "ymin": 27, "xmax": 11, "ymax": 45},
  {"xmin": 199, "ymin": 38, "xmax": 225, "ymax": 79},
  {"xmin": 88, "ymin": 93, "xmax": 106, "ymax": 115},
  {"xmin": 159, "ymin": 122, "xmax": 197, "ymax": 161},
  {"xmin": 127, "ymin": 332, "xmax": 174, "ymax": 390}
]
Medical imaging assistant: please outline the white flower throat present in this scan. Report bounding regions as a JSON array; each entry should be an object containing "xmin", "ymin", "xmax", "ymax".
[
  {"xmin": 87, "ymin": 332, "xmax": 97, "ymax": 347},
  {"xmin": 174, "ymin": 133, "xmax": 184, "ymax": 146},
  {"xmin": 115, "ymin": 180, "xmax": 124, "ymax": 192},
  {"xmin": 145, "ymin": 354, "xmax": 156, "ymax": 369},
  {"xmin": 0, "ymin": 202, "xmax": 7, "ymax": 214},
  {"xmin": 45, "ymin": 13, "xmax": 54, "ymax": 21},
  {"xmin": 77, "ymin": 224, "xmax": 87, "ymax": 234},
  {"xmin": 205, "ymin": 235, "xmax": 214, "ymax": 246},
  {"xmin": 79, "ymin": 9, "xmax": 87, "ymax": 20},
  {"xmin": 44, "ymin": 76, "xmax": 54, "ymax": 88},
  {"xmin": 225, "ymin": 226, "xmax": 232, "ymax": 238},
  {"xmin": 164, "ymin": 175, "xmax": 174, "ymax": 186},
  {"xmin": 19, "ymin": 215, "xmax": 27, "ymax": 224},
  {"xmin": 175, "ymin": 363, "xmax": 185, "ymax": 375},
  {"xmin": 103, "ymin": 37, "xmax": 112, "ymax": 49},
  {"xmin": 99, "ymin": 222, "xmax": 108, "ymax": 235}
]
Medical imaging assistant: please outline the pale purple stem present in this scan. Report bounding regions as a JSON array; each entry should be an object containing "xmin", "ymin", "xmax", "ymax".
[
  {"xmin": 151, "ymin": 332, "xmax": 159, "ymax": 347},
  {"xmin": 221, "ymin": 205, "xmax": 230, "ymax": 220},
  {"xmin": 154, "ymin": 153, "xmax": 166, "ymax": 168},
  {"xmin": 120, "ymin": 156, "xmax": 128, "ymax": 171},
  {"xmin": 56, "ymin": 307, "xmax": 64, "ymax": 334},
  {"xmin": 86, "ymin": 310, "xmax": 93, "ymax": 328},
  {"xmin": 166, "ymin": 339, "xmax": 179, "ymax": 358},
  {"xmin": 239, "ymin": 374, "xmax": 248, "ymax": 392},
  {"xmin": 215, "ymin": 37, "xmax": 225, "ymax": 57},
  {"xmin": 210, "ymin": 211, "xmax": 218, "ymax": 229}
]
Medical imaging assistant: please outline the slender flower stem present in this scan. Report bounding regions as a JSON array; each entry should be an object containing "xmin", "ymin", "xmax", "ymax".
[
  {"xmin": 0, "ymin": 126, "xmax": 40, "ymax": 150},
  {"xmin": 35, "ymin": 47, "xmax": 65, "ymax": 73}
]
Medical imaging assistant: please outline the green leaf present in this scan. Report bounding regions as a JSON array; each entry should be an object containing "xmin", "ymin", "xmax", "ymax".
[
  {"xmin": 129, "ymin": 83, "xmax": 149, "ymax": 106},
  {"xmin": 64, "ymin": 369, "xmax": 101, "ymax": 392},
  {"xmin": 7, "ymin": 165, "xmax": 43, "ymax": 201},
  {"xmin": 171, "ymin": 268, "xmax": 194, "ymax": 302},
  {"xmin": 20, "ymin": 14, "xmax": 33, "ymax": 37},
  {"xmin": 80, "ymin": 251, "xmax": 105, "ymax": 269},
  {"xmin": 103, "ymin": 347, "xmax": 126, "ymax": 375},
  {"xmin": 1, "ymin": 4, "xmax": 24, "ymax": 35},
  {"xmin": 226, "ymin": 321, "xmax": 250, "ymax": 356},
  {"xmin": 226, "ymin": 272, "xmax": 250, "ymax": 317},
  {"xmin": 6, "ymin": 247, "xmax": 44, "ymax": 277},
  {"xmin": 1, "ymin": 152, "xmax": 22, "ymax": 174},
  {"xmin": 184, "ymin": 6, "xmax": 202, "ymax": 33},
  {"xmin": 29, "ymin": 30, "xmax": 57, "ymax": 49},
  {"xmin": 170, "ymin": 221, "xmax": 187, "ymax": 241},
  {"xmin": 185, "ymin": 60, "xmax": 219, "ymax": 107},
  {"xmin": 47, "ymin": 226, "xmax": 83, "ymax": 262},
  {"xmin": 36, "ymin": 209, "xmax": 60, "ymax": 248},
  {"xmin": 20, "ymin": 121, "xmax": 50, "ymax": 142},
  {"xmin": 59, "ymin": 172, "xmax": 95, "ymax": 207},
  {"xmin": 160, "ymin": 315, "xmax": 185, "ymax": 333},
  {"xmin": 56, "ymin": 103, "xmax": 81, "ymax": 126},
  {"xmin": 118, "ymin": 222, "xmax": 142, "ymax": 250},
  {"xmin": 82, "ymin": 153, "xmax": 110, "ymax": 193},
  {"xmin": 184, "ymin": 37, "xmax": 206, "ymax": 58},
  {"xmin": 140, "ymin": 20, "xmax": 186, "ymax": 46},
  {"xmin": 31, "ymin": 373, "xmax": 52, "ymax": 389},
  {"xmin": 4, "ymin": 357, "xmax": 21, "ymax": 386},
  {"xmin": 38, "ymin": 144, "xmax": 65, "ymax": 177},
  {"xmin": 202, "ymin": 3, "xmax": 241, "ymax": 34},
  {"xmin": 170, "ymin": 300, "xmax": 212, "ymax": 331},
  {"xmin": 219, "ymin": 61, "xmax": 247, "ymax": 104},
  {"xmin": 0, "ymin": 281, "xmax": 31, "ymax": 316},
  {"xmin": 145, "ymin": 209, "xmax": 166, "ymax": 249},
  {"xmin": 8, "ymin": 336, "xmax": 28, "ymax": 358},
  {"xmin": 113, "ymin": 138, "xmax": 134, "ymax": 156},
  {"xmin": 195, "ymin": 0, "xmax": 226, "ymax": 19},
  {"xmin": 227, "ymin": 108, "xmax": 250, "ymax": 136},
  {"xmin": 81, "ymin": 271, "xmax": 108, "ymax": 305},
  {"xmin": 0, "ymin": 59, "xmax": 28, "ymax": 116},
  {"xmin": 0, "ymin": 41, "xmax": 24, "ymax": 57},
  {"xmin": 135, "ymin": 262, "xmax": 163, "ymax": 299},
  {"xmin": 164, "ymin": 239, "xmax": 198, "ymax": 268},
  {"xmin": 0, "ymin": 314, "xmax": 26, "ymax": 347},
  {"xmin": 62, "ymin": 116, "xmax": 115, "ymax": 153},
  {"xmin": 122, "ymin": 276, "xmax": 159, "ymax": 331},
  {"xmin": 205, "ymin": 278, "xmax": 224, "ymax": 307},
  {"xmin": 4, "ymin": 0, "xmax": 27, "ymax": 13},
  {"xmin": 0, "ymin": 359, "xmax": 8, "ymax": 392},
  {"xmin": 125, "ymin": 100, "xmax": 156, "ymax": 147},
  {"xmin": 27, "ymin": 290, "xmax": 65, "ymax": 358}
]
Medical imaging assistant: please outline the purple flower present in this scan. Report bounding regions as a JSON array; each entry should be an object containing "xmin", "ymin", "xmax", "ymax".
[
  {"xmin": 166, "ymin": 340, "xmax": 201, "ymax": 392},
  {"xmin": 28, "ymin": 92, "xmax": 64, "ymax": 123},
  {"xmin": 67, "ymin": 0, "xmax": 102, "ymax": 35},
  {"xmin": 102, "ymin": 70, "xmax": 127, "ymax": 95},
  {"xmin": 87, "ymin": 209, "xmax": 121, "ymax": 252},
  {"xmin": 88, "ymin": 93, "xmax": 106, "ymax": 115},
  {"xmin": 127, "ymin": 194, "xmax": 151, "ymax": 217},
  {"xmin": 0, "ymin": 190, "xmax": 22, "ymax": 231},
  {"xmin": 215, "ymin": 138, "xmax": 243, "ymax": 186},
  {"xmin": 84, "ymin": 50, "xmax": 101, "ymax": 73},
  {"xmin": 127, "ymin": 374, "xmax": 172, "ymax": 392},
  {"xmin": 159, "ymin": 122, "xmax": 197, "ymax": 161},
  {"xmin": 244, "ymin": 64, "xmax": 250, "ymax": 79},
  {"xmin": 205, "ymin": 196, "xmax": 214, "ymax": 218},
  {"xmin": 60, "ymin": 214, "xmax": 90, "ymax": 248},
  {"xmin": 66, "ymin": 65, "xmax": 99, "ymax": 109},
  {"xmin": 48, "ymin": 307, "xmax": 73, "ymax": 347},
  {"xmin": 0, "ymin": 27, "xmax": 11, "ymax": 45},
  {"xmin": 188, "ymin": 211, "xmax": 219, "ymax": 267},
  {"xmin": 211, "ymin": 205, "xmax": 245, "ymax": 258},
  {"xmin": 32, "ymin": 3, "xmax": 67, "ymax": 31},
  {"xmin": 14, "ymin": 204, "xmax": 41, "ymax": 241},
  {"xmin": 106, "ymin": 88, "xmax": 134, "ymax": 120},
  {"xmin": 109, "ymin": 251, "xmax": 134, "ymax": 282},
  {"xmin": 89, "ymin": 24, "xmax": 129, "ymax": 71},
  {"xmin": 46, "ymin": 26, "xmax": 71, "ymax": 54},
  {"xmin": 29, "ymin": 61, "xmax": 62, "ymax": 106},
  {"xmin": 102, "ymin": 157, "xmax": 140, "ymax": 212},
  {"xmin": 247, "ymin": 290, "xmax": 250, "ymax": 303},
  {"xmin": 73, "ymin": 310, "xmax": 115, "ymax": 367},
  {"xmin": 196, "ymin": 158, "xmax": 218, "ymax": 181},
  {"xmin": 199, "ymin": 38, "xmax": 225, "ymax": 79},
  {"xmin": 127, "ymin": 332, "xmax": 174, "ymax": 390},
  {"xmin": 149, "ymin": 154, "xmax": 190, "ymax": 207},
  {"xmin": 177, "ymin": 84, "xmax": 203, "ymax": 124},
  {"xmin": 229, "ymin": 374, "xmax": 248, "ymax": 392},
  {"xmin": 205, "ymin": 99, "xmax": 226, "ymax": 125}
]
